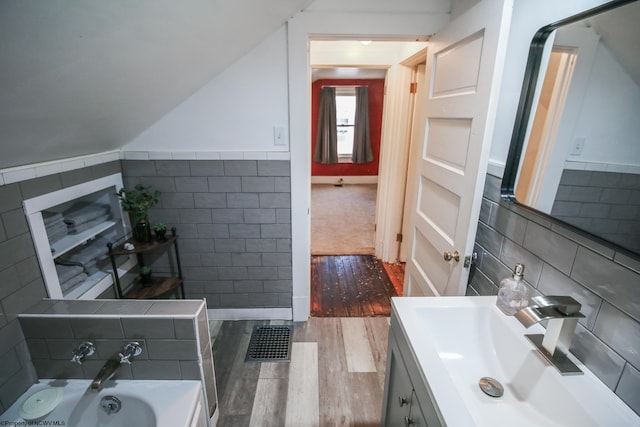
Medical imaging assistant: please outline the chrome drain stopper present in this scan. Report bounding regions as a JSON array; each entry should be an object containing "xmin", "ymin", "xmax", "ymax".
[{"xmin": 479, "ymin": 377, "xmax": 504, "ymax": 398}]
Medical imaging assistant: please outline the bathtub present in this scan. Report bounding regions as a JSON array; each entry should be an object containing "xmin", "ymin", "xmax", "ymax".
[{"xmin": 0, "ymin": 379, "xmax": 205, "ymax": 427}]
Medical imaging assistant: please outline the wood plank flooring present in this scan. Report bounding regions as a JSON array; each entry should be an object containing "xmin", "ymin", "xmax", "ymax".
[
  {"xmin": 211, "ymin": 317, "xmax": 390, "ymax": 427},
  {"xmin": 311, "ymin": 255, "xmax": 398, "ymax": 317}
]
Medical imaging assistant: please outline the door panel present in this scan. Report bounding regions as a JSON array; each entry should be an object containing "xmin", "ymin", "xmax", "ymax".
[
  {"xmin": 406, "ymin": 0, "xmax": 512, "ymax": 297},
  {"xmin": 432, "ymin": 31, "xmax": 484, "ymax": 97}
]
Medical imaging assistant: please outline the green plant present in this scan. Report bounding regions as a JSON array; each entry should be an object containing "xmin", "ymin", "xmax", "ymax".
[
  {"xmin": 153, "ymin": 222, "xmax": 166, "ymax": 232},
  {"xmin": 139, "ymin": 265, "xmax": 152, "ymax": 275},
  {"xmin": 116, "ymin": 184, "xmax": 160, "ymax": 221}
]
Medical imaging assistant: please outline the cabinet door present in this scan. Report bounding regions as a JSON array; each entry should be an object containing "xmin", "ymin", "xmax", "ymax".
[
  {"xmin": 406, "ymin": 390, "xmax": 428, "ymax": 427},
  {"xmin": 382, "ymin": 335, "xmax": 413, "ymax": 426}
]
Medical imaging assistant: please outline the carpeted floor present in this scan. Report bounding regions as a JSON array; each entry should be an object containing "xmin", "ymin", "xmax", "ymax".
[{"xmin": 311, "ymin": 184, "xmax": 377, "ymax": 255}]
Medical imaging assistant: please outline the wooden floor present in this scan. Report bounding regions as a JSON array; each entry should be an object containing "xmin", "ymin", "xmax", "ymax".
[
  {"xmin": 311, "ymin": 255, "xmax": 398, "ymax": 317},
  {"xmin": 211, "ymin": 317, "xmax": 390, "ymax": 427}
]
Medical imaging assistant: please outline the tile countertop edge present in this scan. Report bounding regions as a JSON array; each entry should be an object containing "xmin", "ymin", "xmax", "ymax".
[{"xmin": 18, "ymin": 298, "xmax": 207, "ymax": 318}]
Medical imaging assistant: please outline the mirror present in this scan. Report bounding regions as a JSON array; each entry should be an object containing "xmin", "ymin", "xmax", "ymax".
[{"xmin": 502, "ymin": 0, "xmax": 640, "ymax": 256}]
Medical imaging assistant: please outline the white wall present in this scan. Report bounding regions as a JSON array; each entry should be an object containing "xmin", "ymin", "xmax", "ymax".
[
  {"xmin": 488, "ymin": 0, "xmax": 613, "ymax": 176},
  {"xmin": 569, "ymin": 42, "xmax": 640, "ymax": 167},
  {"xmin": 123, "ymin": 27, "xmax": 290, "ymax": 153}
]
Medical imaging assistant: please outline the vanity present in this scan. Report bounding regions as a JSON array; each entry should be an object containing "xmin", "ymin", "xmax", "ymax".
[{"xmin": 381, "ymin": 296, "xmax": 640, "ymax": 426}]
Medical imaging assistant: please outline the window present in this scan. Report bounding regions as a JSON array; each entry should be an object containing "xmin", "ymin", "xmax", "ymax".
[{"xmin": 335, "ymin": 87, "xmax": 357, "ymax": 159}]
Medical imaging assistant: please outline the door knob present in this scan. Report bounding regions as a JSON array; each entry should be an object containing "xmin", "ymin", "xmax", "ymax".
[{"xmin": 443, "ymin": 250, "xmax": 460, "ymax": 262}]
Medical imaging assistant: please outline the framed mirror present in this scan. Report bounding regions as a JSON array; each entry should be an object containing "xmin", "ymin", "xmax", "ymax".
[{"xmin": 502, "ymin": 0, "xmax": 640, "ymax": 257}]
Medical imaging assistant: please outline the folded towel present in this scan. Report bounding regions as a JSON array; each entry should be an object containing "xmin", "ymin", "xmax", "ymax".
[
  {"xmin": 60, "ymin": 273, "xmax": 88, "ymax": 294},
  {"xmin": 55, "ymin": 264, "xmax": 84, "ymax": 284},
  {"xmin": 64, "ymin": 203, "xmax": 109, "ymax": 226},
  {"xmin": 57, "ymin": 229, "xmax": 119, "ymax": 276},
  {"xmin": 43, "ymin": 211, "xmax": 64, "ymax": 227},
  {"xmin": 67, "ymin": 214, "xmax": 111, "ymax": 235},
  {"xmin": 47, "ymin": 226, "xmax": 69, "ymax": 245}
]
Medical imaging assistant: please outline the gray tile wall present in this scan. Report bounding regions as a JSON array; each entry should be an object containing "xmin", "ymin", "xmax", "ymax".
[
  {"xmin": 469, "ymin": 173, "xmax": 640, "ymax": 415},
  {"xmin": 121, "ymin": 160, "xmax": 292, "ymax": 309},
  {"xmin": 0, "ymin": 161, "xmax": 122, "ymax": 412},
  {"xmin": 552, "ymin": 170, "xmax": 640, "ymax": 253}
]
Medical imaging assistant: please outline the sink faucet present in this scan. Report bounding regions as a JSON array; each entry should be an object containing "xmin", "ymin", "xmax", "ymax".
[
  {"xmin": 70, "ymin": 341, "xmax": 95, "ymax": 364},
  {"xmin": 91, "ymin": 342, "xmax": 142, "ymax": 390},
  {"xmin": 514, "ymin": 295, "xmax": 585, "ymax": 375}
]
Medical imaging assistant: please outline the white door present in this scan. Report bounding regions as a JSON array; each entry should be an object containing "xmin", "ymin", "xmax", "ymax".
[{"xmin": 405, "ymin": 0, "xmax": 513, "ymax": 297}]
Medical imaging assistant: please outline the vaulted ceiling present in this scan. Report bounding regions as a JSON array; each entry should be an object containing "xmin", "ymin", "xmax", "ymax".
[{"xmin": 0, "ymin": 0, "xmax": 313, "ymax": 169}]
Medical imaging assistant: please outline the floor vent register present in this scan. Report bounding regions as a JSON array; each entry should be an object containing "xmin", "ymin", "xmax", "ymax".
[{"xmin": 245, "ymin": 325, "xmax": 292, "ymax": 362}]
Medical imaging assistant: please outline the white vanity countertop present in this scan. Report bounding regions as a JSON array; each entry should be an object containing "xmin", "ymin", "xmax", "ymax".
[{"xmin": 392, "ymin": 296, "xmax": 639, "ymax": 427}]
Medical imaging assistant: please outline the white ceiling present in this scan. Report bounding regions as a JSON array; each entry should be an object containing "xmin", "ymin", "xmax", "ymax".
[
  {"xmin": 0, "ymin": 0, "xmax": 313, "ymax": 169},
  {"xmin": 589, "ymin": 1, "xmax": 640, "ymax": 85}
]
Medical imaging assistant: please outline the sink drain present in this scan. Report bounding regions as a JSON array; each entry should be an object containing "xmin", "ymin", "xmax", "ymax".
[{"xmin": 479, "ymin": 377, "xmax": 504, "ymax": 398}]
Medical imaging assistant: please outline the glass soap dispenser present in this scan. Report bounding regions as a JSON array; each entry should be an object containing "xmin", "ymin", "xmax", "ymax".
[{"xmin": 496, "ymin": 263, "xmax": 529, "ymax": 315}]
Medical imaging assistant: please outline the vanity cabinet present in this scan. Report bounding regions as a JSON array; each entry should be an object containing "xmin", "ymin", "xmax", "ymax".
[
  {"xmin": 23, "ymin": 174, "xmax": 135, "ymax": 299},
  {"xmin": 382, "ymin": 315, "xmax": 443, "ymax": 427}
]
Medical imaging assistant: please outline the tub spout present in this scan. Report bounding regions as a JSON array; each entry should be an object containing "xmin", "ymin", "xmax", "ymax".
[
  {"xmin": 91, "ymin": 342, "xmax": 143, "ymax": 390},
  {"xmin": 91, "ymin": 359, "xmax": 121, "ymax": 390}
]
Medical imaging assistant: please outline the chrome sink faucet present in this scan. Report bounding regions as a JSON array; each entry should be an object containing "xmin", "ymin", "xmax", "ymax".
[
  {"xmin": 514, "ymin": 295, "xmax": 585, "ymax": 375},
  {"xmin": 91, "ymin": 342, "xmax": 142, "ymax": 390}
]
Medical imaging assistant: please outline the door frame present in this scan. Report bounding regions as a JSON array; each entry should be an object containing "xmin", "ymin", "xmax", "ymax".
[{"xmin": 287, "ymin": 12, "xmax": 448, "ymax": 320}]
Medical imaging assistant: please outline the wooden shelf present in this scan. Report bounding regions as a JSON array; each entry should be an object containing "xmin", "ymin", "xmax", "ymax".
[
  {"xmin": 108, "ymin": 235, "xmax": 177, "ymax": 256},
  {"xmin": 109, "ymin": 228, "xmax": 184, "ymax": 300},
  {"xmin": 124, "ymin": 276, "xmax": 183, "ymax": 299}
]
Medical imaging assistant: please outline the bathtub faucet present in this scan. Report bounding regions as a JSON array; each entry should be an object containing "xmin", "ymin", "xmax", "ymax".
[
  {"xmin": 91, "ymin": 342, "xmax": 142, "ymax": 390},
  {"xmin": 70, "ymin": 341, "xmax": 95, "ymax": 364}
]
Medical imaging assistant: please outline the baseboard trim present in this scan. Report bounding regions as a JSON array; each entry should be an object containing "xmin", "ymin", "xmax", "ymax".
[
  {"xmin": 207, "ymin": 307, "xmax": 293, "ymax": 320},
  {"xmin": 311, "ymin": 175, "xmax": 378, "ymax": 185}
]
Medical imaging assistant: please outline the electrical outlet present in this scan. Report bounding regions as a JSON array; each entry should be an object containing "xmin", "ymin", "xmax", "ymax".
[{"xmin": 570, "ymin": 137, "xmax": 586, "ymax": 156}]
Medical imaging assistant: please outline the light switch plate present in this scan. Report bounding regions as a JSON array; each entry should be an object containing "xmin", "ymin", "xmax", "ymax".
[{"xmin": 273, "ymin": 126, "xmax": 287, "ymax": 146}]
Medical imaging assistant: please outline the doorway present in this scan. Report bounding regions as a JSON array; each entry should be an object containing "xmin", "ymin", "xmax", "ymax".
[{"xmin": 308, "ymin": 41, "xmax": 426, "ymax": 316}]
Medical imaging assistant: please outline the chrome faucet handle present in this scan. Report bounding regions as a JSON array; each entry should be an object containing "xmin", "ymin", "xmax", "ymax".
[
  {"xmin": 71, "ymin": 341, "xmax": 96, "ymax": 364},
  {"xmin": 118, "ymin": 341, "xmax": 142, "ymax": 364},
  {"xmin": 530, "ymin": 295, "xmax": 581, "ymax": 315}
]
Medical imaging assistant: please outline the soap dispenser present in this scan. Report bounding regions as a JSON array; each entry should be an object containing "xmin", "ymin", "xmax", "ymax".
[{"xmin": 496, "ymin": 263, "xmax": 529, "ymax": 315}]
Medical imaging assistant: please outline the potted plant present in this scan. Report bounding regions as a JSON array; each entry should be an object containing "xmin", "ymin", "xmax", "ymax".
[
  {"xmin": 153, "ymin": 223, "xmax": 167, "ymax": 241},
  {"xmin": 139, "ymin": 265, "xmax": 153, "ymax": 286},
  {"xmin": 116, "ymin": 184, "xmax": 160, "ymax": 243}
]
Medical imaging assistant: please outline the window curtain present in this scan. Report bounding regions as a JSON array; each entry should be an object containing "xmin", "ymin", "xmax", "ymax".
[
  {"xmin": 313, "ymin": 87, "xmax": 338, "ymax": 164},
  {"xmin": 352, "ymin": 86, "xmax": 373, "ymax": 164}
]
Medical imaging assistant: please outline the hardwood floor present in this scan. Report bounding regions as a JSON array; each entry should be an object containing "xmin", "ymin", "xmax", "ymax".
[
  {"xmin": 211, "ymin": 317, "xmax": 390, "ymax": 427},
  {"xmin": 311, "ymin": 255, "xmax": 398, "ymax": 317}
]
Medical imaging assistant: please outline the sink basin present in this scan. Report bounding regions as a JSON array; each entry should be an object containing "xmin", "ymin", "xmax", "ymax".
[{"xmin": 392, "ymin": 296, "xmax": 639, "ymax": 426}]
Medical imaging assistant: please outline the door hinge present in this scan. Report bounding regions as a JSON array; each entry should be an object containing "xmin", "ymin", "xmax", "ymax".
[
  {"xmin": 464, "ymin": 252, "xmax": 478, "ymax": 268},
  {"xmin": 409, "ymin": 82, "xmax": 418, "ymax": 93},
  {"xmin": 396, "ymin": 233, "xmax": 403, "ymax": 242}
]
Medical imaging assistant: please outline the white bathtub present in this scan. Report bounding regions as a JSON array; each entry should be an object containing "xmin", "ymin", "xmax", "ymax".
[{"xmin": 0, "ymin": 379, "xmax": 205, "ymax": 427}]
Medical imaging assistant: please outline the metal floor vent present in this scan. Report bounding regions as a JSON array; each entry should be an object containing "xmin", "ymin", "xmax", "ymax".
[{"xmin": 245, "ymin": 325, "xmax": 292, "ymax": 362}]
